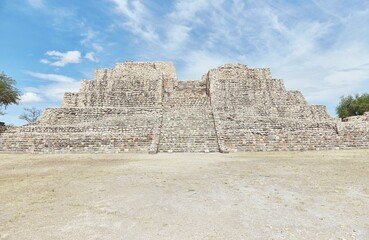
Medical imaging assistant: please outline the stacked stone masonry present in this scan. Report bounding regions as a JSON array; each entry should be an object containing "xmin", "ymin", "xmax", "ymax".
[{"xmin": 1, "ymin": 61, "xmax": 368, "ymax": 153}]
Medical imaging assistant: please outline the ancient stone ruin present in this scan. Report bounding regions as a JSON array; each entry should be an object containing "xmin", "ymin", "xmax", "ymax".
[{"xmin": 0, "ymin": 61, "xmax": 368, "ymax": 153}]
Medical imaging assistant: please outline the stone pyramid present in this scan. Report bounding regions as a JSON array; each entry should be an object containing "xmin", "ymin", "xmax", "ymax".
[{"xmin": 1, "ymin": 61, "xmax": 368, "ymax": 153}]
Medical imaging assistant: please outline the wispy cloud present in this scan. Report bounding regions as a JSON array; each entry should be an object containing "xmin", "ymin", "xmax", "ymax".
[
  {"xmin": 84, "ymin": 52, "xmax": 98, "ymax": 62},
  {"xmin": 26, "ymin": 72, "xmax": 81, "ymax": 100},
  {"xmin": 80, "ymin": 29, "xmax": 98, "ymax": 46},
  {"xmin": 106, "ymin": 0, "xmax": 369, "ymax": 116},
  {"xmin": 80, "ymin": 28, "xmax": 104, "ymax": 53},
  {"xmin": 111, "ymin": 0, "xmax": 159, "ymax": 42},
  {"xmin": 27, "ymin": 0, "xmax": 43, "ymax": 8},
  {"xmin": 41, "ymin": 50, "xmax": 82, "ymax": 67},
  {"xmin": 176, "ymin": 0, "xmax": 211, "ymax": 17},
  {"xmin": 27, "ymin": 71, "xmax": 77, "ymax": 83}
]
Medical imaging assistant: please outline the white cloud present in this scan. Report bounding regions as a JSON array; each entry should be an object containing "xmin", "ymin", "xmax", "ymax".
[
  {"xmin": 41, "ymin": 82, "xmax": 81, "ymax": 101},
  {"xmin": 41, "ymin": 50, "xmax": 82, "ymax": 67},
  {"xmin": 84, "ymin": 52, "xmax": 98, "ymax": 62},
  {"xmin": 20, "ymin": 92, "xmax": 43, "ymax": 103},
  {"xmin": 40, "ymin": 59, "xmax": 50, "ymax": 64},
  {"xmin": 26, "ymin": 72, "xmax": 81, "ymax": 100},
  {"xmin": 27, "ymin": 0, "xmax": 43, "ymax": 8}
]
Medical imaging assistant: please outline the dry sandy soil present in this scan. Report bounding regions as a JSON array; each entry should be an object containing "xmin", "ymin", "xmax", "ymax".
[{"xmin": 0, "ymin": 150, "xmax": 368, "ymax": 240}]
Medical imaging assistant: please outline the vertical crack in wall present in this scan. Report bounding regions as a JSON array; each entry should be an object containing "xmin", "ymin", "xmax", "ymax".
[
  {"xmin": 150, "ymin": 72, "xmax": 165, "ymax": 154},
  {"xmin": 206, "ymin": 71, "xmax": 228, "ymax": 153}
]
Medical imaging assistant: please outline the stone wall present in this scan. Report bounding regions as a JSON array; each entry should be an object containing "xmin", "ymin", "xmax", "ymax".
[
  {"xmin": 0, "ymin": 107, "xmax": 161, "ymax": 153},
  {"xmin": 61, "ymin": 61, "xmax": 176, "ymax": 108},
  {"xmin": 204, "ymin": 64, "xmax": 368, "ymax": 152},
  {"xmin": 0, "ymin": 61, "xmax": 368, "ymax": 153}
]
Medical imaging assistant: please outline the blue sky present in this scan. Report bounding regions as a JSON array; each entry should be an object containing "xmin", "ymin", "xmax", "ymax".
[{"xmin": 1, "ymin": 0, "xmax": 369, "ymax": 125}]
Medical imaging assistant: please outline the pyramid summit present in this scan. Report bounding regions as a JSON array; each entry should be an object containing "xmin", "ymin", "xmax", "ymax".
[{"xmin": 1, "ymin": 61, "xmax": 368, "ymax": 153}]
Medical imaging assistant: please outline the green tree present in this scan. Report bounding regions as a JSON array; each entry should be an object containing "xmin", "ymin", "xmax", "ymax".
[
  {"xmin": 0, "ymin": 73, "xmax": 20, "ymax": 113},
  {"xmin": 336, "ymin": 94, "xmax": 369, "ymax": 118}
]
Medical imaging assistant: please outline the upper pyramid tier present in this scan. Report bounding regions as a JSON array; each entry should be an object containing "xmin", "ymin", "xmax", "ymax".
[
  {"xmin": 61, "ymin": 61, "xmax": 177, "ymax": 108},
  {"xmin": 204, "ymin": 63, "xmax": 331, "ymax": 120}
]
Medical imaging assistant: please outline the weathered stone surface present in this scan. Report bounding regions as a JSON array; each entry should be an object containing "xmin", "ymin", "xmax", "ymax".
[{"xmin": 0, "ymin": 61, "xmax": 368, "ymax": 153}]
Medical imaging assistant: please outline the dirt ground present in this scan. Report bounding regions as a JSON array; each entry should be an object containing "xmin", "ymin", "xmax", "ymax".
[{"xmin": 0, "ymin": 150, "xmax": 368, "ymax": 240}]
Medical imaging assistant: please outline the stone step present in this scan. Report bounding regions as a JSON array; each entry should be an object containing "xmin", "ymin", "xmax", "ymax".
[
  {"xmin": 158, "ymin": 147, "xmax": 219, "ymax": 152},
  {"xmin": 159, "ymin": 144, "xmax": 219, "ymax": 148},
  {"xmin": 156, "ymin": 93, "xmax": 220, "ymax": 152},
  {"xmin": 159, "ymin": 135, "xmax": 218, "ymax": 139},
  {"xmin": 159, "ymin": 144, "xmax": 219, "ymax": 150},
  {"xmin": 159, "ymin": 149, "xmax": 219, "ymax": 153}
]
